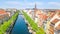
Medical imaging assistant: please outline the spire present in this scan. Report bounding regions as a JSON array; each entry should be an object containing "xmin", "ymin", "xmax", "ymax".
[{"xmin": 35, "ymin": 3, "xmax": 37, "ymax": 9}]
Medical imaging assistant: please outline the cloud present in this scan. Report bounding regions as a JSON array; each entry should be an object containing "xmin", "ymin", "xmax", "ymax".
[
  {"xmin": 5, "ymin": 1, "xmax": 43, "ymax": 6},
  {"xmin": 36, "ymin": 2, "xmax": 43, "ymax": 5},
  {"xmin": 48, "ymin": 2, "xmax": 60, "ymax": 6},
  {"xmin": 4, "ymin": 1, "xmax": 44, "ymax": 9},
  {"xmin": 5, "ymin": 1, "xmax": 20, "ymax": 5},
  {"xmin": 24, "ymin": 2, "xmax": 43, "ymax": 6}
]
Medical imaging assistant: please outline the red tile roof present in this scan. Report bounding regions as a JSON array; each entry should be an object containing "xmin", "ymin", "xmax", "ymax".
[
  {"xmin": 0, "ymin": 10, "xmax": 7, "ymax": 15},
  {"xmin": 56, "ymin": 10, "xmax": 60, "ymax": 12},
  {"xmin": 39, "ymin": 13, "xmax": 48, "ymax": 20},
  {"xmin": 49, "ymin": 12, "xmax": 55, "ymax": 18},
  {"xmin": 0, "ymin": 10, "xmax": 9, "ymax": 19},
  {"xmin": 55, "ymin": 24, "xmax": 60, "ymax": 30},
  {"xmin": 55, "ymin": 10, "xmax": 60, "ymax": 17},
  {"xmin": 51, "ymin": 19, "xmax": 60, "ymax": 24}
]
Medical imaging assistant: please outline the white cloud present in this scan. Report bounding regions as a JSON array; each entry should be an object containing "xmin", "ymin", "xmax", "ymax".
[
  {"xmin": 48, "ymin": 2, "xmax": 60, "ymax": 6},
  {"xmin": 5, "ymin": 1, "xmax": 20, "ymax": 5},
  {"xmin": 35, "ymin": 2, "xmax": 43, "ymax": 5},
  {"xmin": 25, "ymin": 2, "xmax": 43, "ymax": 6},
  {"xmin": 4, "ymin": 1, "xmax": 44, "ymax": 9},
  {"xmin": 5, "ymin": 1, "xmax": 43, "ymax": 6}
]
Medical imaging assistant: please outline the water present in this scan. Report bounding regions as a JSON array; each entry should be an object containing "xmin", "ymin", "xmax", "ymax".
[{"xmin": 11, "ymin": 15, "xmax": 30, "ymax": 34}]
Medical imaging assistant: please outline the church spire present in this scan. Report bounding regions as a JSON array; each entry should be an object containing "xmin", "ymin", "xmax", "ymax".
[{"xmin": 35, "ymin": 3, "xmax": 37, "ymax": 9}]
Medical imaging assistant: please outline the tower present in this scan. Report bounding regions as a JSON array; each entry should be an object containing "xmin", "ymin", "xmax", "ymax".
[
  {"xmin": 35, "ymin": 3, "xmax": 37, "ymax": 10},
  {"xmin": 33, "ymin": 3, "xmax": 37, "ymax": 20},
  {"xmin": 35, "ymin": 3, "xmax": 37, "ymax": 9}
]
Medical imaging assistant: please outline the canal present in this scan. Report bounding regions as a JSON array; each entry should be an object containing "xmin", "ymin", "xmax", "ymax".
[{"xmin": 11, "ymin": 14, "xmax": 30, "ymax": 34}]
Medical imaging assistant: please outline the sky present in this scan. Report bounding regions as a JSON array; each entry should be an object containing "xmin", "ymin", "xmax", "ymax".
[{"xmin": 0, "ymin": 0, "xmax": 60, "ymax": 9}]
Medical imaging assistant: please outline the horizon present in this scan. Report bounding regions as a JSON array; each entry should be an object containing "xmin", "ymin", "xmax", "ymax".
[{"xmin": 0, "ymin": 0, "xmax": 60, "ymax": 9}]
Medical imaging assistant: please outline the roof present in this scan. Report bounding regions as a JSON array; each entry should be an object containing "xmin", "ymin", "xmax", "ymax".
[
  {"xmin": 0, "ymin": 10, "xmax": 7, "ymax": 15},
  {"xmin": 39, "ymin": 13, "xmax": 48, "ymax": 20},
  {"xmin": 56, "ymin": 10, "xmax": 60, "ymax": 12},
  {"xmin": 51, "ymin": 18, "xmax": 60, "ymax": 24},
  {"xmin": 49, "ymin": 11, "xmax": 55, "ymax": 18},
  {"xmin": 35, "ymin": 10, "xmax": 48, "ymax": 20},
  {"xmin": 55, "ymin": 10, "xmax": 60, "ymax": 17},
  {"xmin": 55, "ymin": 24, "xmax": 60, "ymax": 30},
  {"xmin": 58, "ymin": 11, "xmax": 60, "ymax": 17}
]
